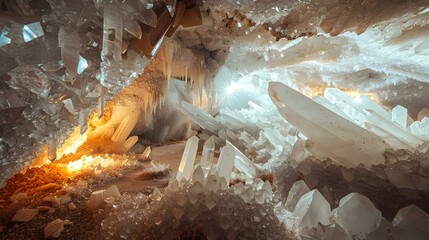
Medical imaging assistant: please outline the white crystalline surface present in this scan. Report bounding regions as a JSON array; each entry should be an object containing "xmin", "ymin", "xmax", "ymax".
[
  {"xmin": 286, "ymin": 180, "xmax": 310, "ymax": 212},
  {"xmin": 293, "ymin": 189, "xmax": 331, "ymax": 229},
  {"xmin": 176, "ymin": 136, "xmax": 199, "ymax": 181},
  {"xmin": 334, "ymin": 192, "xmax": 382, "ymax": 238},
  {"xmin": 269, "ymin": 82, "xmax": 387, "ymax": 167}
]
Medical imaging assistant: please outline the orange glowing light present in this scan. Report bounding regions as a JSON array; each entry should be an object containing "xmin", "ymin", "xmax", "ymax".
[
  {"xmin": 311, "ymin": 86, "xmax": 377, "ymax": 101},
  {"xmin": 56, "ymin": 127, "xmax": 88, "ymax": 159}
]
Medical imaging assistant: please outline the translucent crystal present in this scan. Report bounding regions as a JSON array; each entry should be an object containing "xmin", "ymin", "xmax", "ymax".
[
  {"xmin": 286, "ymin": 180, "xmax": 310, "ymax": 212},
  {"xmin": 216, "ymin": 144, "xmax": 236, "ymax": 185},
  {"xmin": 227, "ymin": 140, "xmax": 257, "ymax": 178},
  {"xmin": 141, "ymin": 146, "xmax": 152, "ymax": 160},
  {"xmin": 124, "ymin": 17, "xmax": 142, "ymax": 39},
  {"xmin": 7, "ymin": 66, "xmax": 51, "ymax": 99},
  {"xmin": 0, "ymin": 34, "xmax": 11, "ymax": 47},
  {"xmin": 206, "ymin": 171, "xmax": 219, "ymax": 193},
  {"xmin": 269, "ymin": 82, "xmax": 386, "ymax": 167},
  {"xmin": 192, "ymin": 166, "xmax": 205, "ymax": 185},
  {"xmin": 22, "ymin": 22, "xmax": 44, "ymax": 42},
  {"xmin": 334, "ymin": 192, "xmax": 382, "ymax": 238},
  {"xmin": 176, "ymin": 136, "xmax": 199, "ymax": 181},
  {"xmin": 262, "ymin": 180, "xmax": 273, "ymax": 202},
  {"xmin": 391, "ymin": 105, "xmax": 408, "ymax": 128},
  {"xmin": 240, "ymin": 185, "xmax": 254, "ymax": 203},
  {"xmin": 178, "ymin": 101, "xmax": 220, "ymax": 132},
  {"xmin": 59, "ymin": 28, "xmax": 81, "ymax": 78},
  {"xmin": 87, "ymin": 189, "xmax": 106, "ymax": 210},
  {"xmin": 77, "ymin": 55, "xmax": 88, "ymax": 74},
  {"xmin": 392, "ymin": 204, "xmax": 429, "ymax": 240},
  {"xmin": 101, "ymin": 4, "xmax": 123, "ymax": 63},
  {"xmin": 364, "ymin": 109, "xmax": 423, "ymax": 150},
  {"xmin": 104, "ymin": 185, "xmax": 121, "ymax": 199},
  {"xmin": 200, "ymin": 136, "xmax": 215, "ymax": 167},
  {"xmin": 293, "ymin": 189, "xmax": 331, "ymax": 228}
]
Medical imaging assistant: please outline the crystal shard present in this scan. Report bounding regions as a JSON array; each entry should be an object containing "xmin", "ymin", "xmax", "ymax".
[
  {"xmin": 392, "ymin": 105, "xmax": 408, "ymax": 128},
  {"xmin": 334, "ymin": 192, "xmax": 382, "ymax": 238},
  {"xmin": 87, "ymin": 189, "xmax": 106, "ymax": 210},
  {"xmin": 293, "ymin": 189, "xmax": 331, "ymax": 228},
  {"xmin": 392, "ymin": 204, "xmax": 429, "ymax": 240},
  {"xmin": 269, "ymin": 82, "xmax": 386, "ymax": 167},
  {"xmin": 104, "ymin": 185, "xmax": 121, "ymax": 199},
  {"xmin": 192, "ymin": 165, "xmax": 204, "ymax": 184},
  {"xmin": 59, "ymin": 27, "xmax": 81, "ymax": 78},
  {"xmin": 22, "ymin": 22, "xmax": 44, "ymax": 42},
  {"xmin": 101, "ymin": 4, "xmax": 123, "ymax": 63},
  {"xmin": 178, "ymin": 101, "xmax": 219, "ymax": 132},
  {"xmin": 286, "ymin": 180, "xmax": 310, "ymax": 212},
  {"xmin": 216, "ymin": 144, "xmax": 235, "ymax": 186},
  {"xmin": 176, "ymin": 136, "xmax": 199, "ymax": 181},
  {"xmin": 200, "ymin": 136, "xmax": 215, "ymax": 167},
  {"xmin": 226, "ymin": 140, "xmax": 257, "ymax": 178}
]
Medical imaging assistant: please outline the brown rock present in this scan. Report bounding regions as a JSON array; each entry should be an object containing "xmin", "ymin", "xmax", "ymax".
[{"xmin": 11, "ymin": 208, "xmax": 38, "ymax": 222}]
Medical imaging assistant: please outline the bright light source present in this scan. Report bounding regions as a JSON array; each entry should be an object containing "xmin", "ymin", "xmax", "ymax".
[
  {"xmin": 354, "ymin": 97, "xmax": 362, "ymax": 104},
  {"xmin": 226, "ymin": 81, "xmax": 240, "ymax": 95}
]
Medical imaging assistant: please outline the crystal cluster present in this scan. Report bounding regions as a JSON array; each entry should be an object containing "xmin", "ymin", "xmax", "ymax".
[
  {"xmin": 282, "ymin": 180, "xmax": 429, "ymax": 240},
  {"xmin": 99, "ymin": 167, "xmax": 287, "ymax": 239},
  {"xmin": 177, "ymin": 100, "xmax": 300, "ymax": 173},
  {"xmin": 268, "ymin": 82, "xmax": 429, "ymax": 167},
  {"xmin": 0, "ymin": 0, "xmax": 170, "ymax": 187}
]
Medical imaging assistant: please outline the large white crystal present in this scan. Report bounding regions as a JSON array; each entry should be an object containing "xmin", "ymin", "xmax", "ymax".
[
  {"xmin": 286, "ymin": 180, "xmax": 310, "ymax": 212},
  {"xmin": 226, "ymin": 140, "xmax": 257, "ymax": 178},
  {"xmin": 391, "ymin": 105, "xmax": 408, "ymax": 128},
  {"xmin": 364, "ymin": 109, "xmax": 424, "ymax": 150},
  {"xmin": 293, "ymin": 189, "xmax": 331, "ymax": 228},
  {"xmin": 176, "ymin": 136, "xmax": 199, "ymax": 181},
  {"xmin": 334, "ymin": 192, "xmax": 382, "ymax": 238},
  {"xmin": 178, "ymin": 101, "xmax": 220, "ymax": 132},
  {"xmin": 200, "ymin": 136, "xmax": 215, "ymax": 167},
  {"xmin": 216, "ymin": 144, "xmax": 236, "ymax": 185},
  {"xmin": 269, "ymin": 82, "xmax": 386, "ymax": 167},
  {"xmin": 392, "ymin": 204, "xmax": 429, "ymax": 240},
  {"xmin": 101, "ymin": 4, "xmax": 123, "ymax": 63}
]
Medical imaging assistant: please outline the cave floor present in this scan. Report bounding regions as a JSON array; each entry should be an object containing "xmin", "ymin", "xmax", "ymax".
[{"xmin": 0, "ymin": 142, "xmax": 187, "ymax": 240}]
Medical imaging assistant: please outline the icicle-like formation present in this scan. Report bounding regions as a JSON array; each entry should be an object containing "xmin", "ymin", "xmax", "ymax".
[{"xmin": 58, "ymin": 28, "xmax": 80, "ymax": 79}]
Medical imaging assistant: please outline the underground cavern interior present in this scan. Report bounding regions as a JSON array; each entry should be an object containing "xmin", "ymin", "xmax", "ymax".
[{"xmin": 1, "ymin": 0, "xmax": 429, "ymax": 239}]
